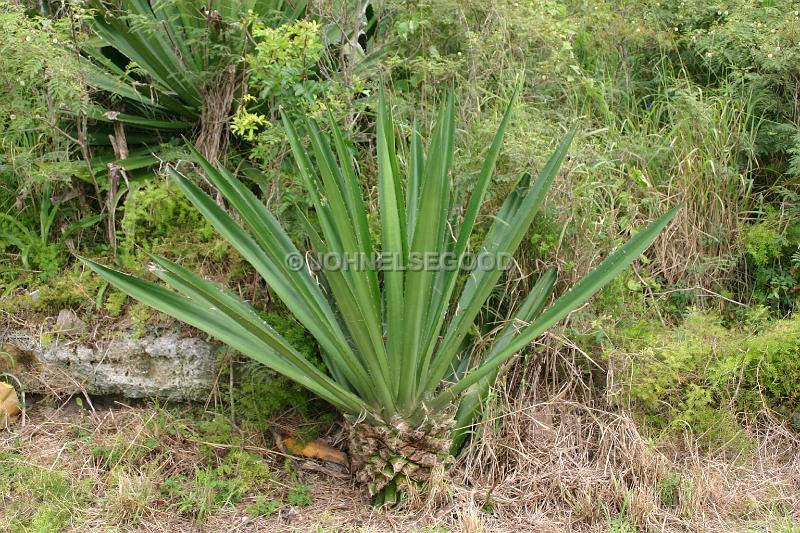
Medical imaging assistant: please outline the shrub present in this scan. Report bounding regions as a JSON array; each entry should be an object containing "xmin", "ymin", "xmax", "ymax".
[
  {"xmin": 83, "ymin": 89, "xmax": 676, "ymax": 503},
  {"xmin": 617, "ymin": 309, "xmax": 800, "ymax": 452},
  {"xmin": 0, "ymin": 1, "xmax": 87, "ymax": 196},
  {"xmin": 0, "ymin": 2, "xmax": 93, "ymax": 278},
  {"xmin": 741, "ymin": 207, "xmax": 800, "ymax": 313},
  {"xmin": 737, "ymin": 318, "xmax": 800, "ymax": 414}
]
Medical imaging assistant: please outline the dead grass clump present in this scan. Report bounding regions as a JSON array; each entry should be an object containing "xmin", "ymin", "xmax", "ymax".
[
  {"xmin": 454, "ymin": 340, "xmax": 800, "ymax": 532},
  {"xmin": 458, "ymin": 395, "xmax": 669, "ymax": 529},
  {"xmin": 196, "ymin": 64, "xmax": 239, "ymax": 166}
]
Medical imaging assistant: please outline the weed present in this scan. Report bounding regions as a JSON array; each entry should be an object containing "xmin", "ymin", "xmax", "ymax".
[
  {"xmin": 103, "ymin": 468, "xmax": 155, "ymax": 525},
  {"xmin": 658, "ymin": 472, "xmax": 682, "ymax": 508},
  {"xmin": 162, "ymin": 448, "xmax": 272, "ymax": 521},
  {"xmin": 119, "ymin": 178, "xmax": 215, "ymax": 263},
  {"xmin": 103, "ymin": 289, "xmax": 128, "ymax": 317},
  {"xmin": 222, "ymin": 309, "xmax": 323, "ymax": 425},
  {"xmin": 177, "ymin": 466, "xmax": 247, "ymax": 521},
  {"xmin": 614, "ymin": 308, "xmax": 800, "ymax": 452},
  {"xmin": 287, "ymin": 481, "xmax": 313, "ymax": 508},
  {"xmin": 742, "ymin": 202, "xmax": 800, "ymax": 313},
  {"xmin": 246, "ymin": 495, "xmax": 281, "ymax": 517}
]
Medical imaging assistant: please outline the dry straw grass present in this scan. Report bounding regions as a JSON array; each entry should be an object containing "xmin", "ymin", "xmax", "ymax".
[
  {"xmin": 451, "ymin": 341, "xmax": 800, "ymax": 532},
  {"xmin": 2, "ymin": 339, "xmax": 798, "ymax": 533}
]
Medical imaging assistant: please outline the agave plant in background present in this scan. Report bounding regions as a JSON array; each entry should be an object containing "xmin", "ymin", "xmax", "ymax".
[
  {"xmin": 80, "ymin": 90, "xmax": 677, "ymax": 503},
  {"xmin": 82, "ymin": 0, "xmax": 307, "ymax": 163},
  {"xmin": 76, "ymin": 0, "xmax": 310, "ymax": 250}
]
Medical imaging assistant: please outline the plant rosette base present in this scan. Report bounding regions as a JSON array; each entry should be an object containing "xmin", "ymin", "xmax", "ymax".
[{"xmin": 347, "ymin": 413, "xmax": 455, "ymax": 502}]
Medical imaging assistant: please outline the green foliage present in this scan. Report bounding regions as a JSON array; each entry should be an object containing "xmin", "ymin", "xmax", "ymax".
[
  {"xmin": 621, "ymin": 312, "xmax": 753, "ymax": 453},
  {"xmin": 127, "ymin": 301, "xmax": 153, "ymax": 335},
  {"xmin": 0, "ymin": 2, "xmax": 96, "ymax": 280},
  {"xmin": 658, "ymin": 472, "xmax": 683, "ymax": 508},
  {"xmin": 176, "ymin": 467, "xmax": 247, "ymax": 520},
  {"xmin": 742, "ymin": 206, "xmax": 800, "ymax": 313},
  {"xmin": 249, "ymin": 19, "xmax": 325, "ymax": 103},
  {"xmin": 82, "ymin": 0, "xmax": 306, "ymax": 146},
  {"xmin": 386, "ymin": 0, "xmax": 580, "ymax": 191},
  {"xmin": 0, "ymin": 1, "xmax": 87, "ymax": 192},
  {"xmin": 82, "ymin": 85, "xmax": 676, "ymax": 497},
  {"xmin": 147, "ymin": 415, "xmax": 275, "ymax": 520},
  {"xmin": 119, "ymin": 178, "xmax": 215, "ymax": 261},
  {"xmin": 89, "ymin": 436, "xmax": 160, "ymax": 478},
  {"xmin": 0, "ymin": 264, "xmax": 103, "ymax": 315},
  {"xmin": 646, "ymin": 0, "xmax": 800, "ymax": 168},
  {"xmin": 286, "ymin": 481, "xmax": 312, "ymax": 507},
  {"xmin": 225, "ymin": 310, "xmax": 322, "ymax": 425},
  {"xmin": 247, "ymin": 495, "xmax": 281, "ymax": 517},
  {"xmin": 231, "ymin": 18, "xmax": 359, "ymax": 170},
  {"xmin": 103, "ymin": 288, "xmax": 128, "ymax": 316},
  {"xmin": 618, "ymin": 309, "xmax": 800, "ymax": 452},
  {"xmin": 744, "ymin": 221, "xmax": 787, "ymax": 268},
  {"xmin": 281, "ymin": 459, "xmax": 313, "ymax": 507},
  {"xmin": 736, "ymin": 317, "xmax": 800, "ymax": 413},
  {"xmin": 0, "ymin": 182, "xmax": 103, "ymax": 278}
]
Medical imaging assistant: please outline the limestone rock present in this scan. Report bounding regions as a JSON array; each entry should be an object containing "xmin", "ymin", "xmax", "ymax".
[
  {"xmin": 0, "ymin": 330, "xmax": 217, "ymax": 401},
  {"xmin": 55, "ymin": 309, "xmax": 87, "ymax": 336}
]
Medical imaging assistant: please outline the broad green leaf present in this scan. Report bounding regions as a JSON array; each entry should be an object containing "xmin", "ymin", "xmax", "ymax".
[{"xmin": 78, "ymin": 256, "xmax": 368, "ymax": 415}]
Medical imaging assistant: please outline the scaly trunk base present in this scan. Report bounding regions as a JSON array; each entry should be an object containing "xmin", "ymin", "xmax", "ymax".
[{"xmin": 347, "ymin": 414, "xmax": 454, "ymax": 500}]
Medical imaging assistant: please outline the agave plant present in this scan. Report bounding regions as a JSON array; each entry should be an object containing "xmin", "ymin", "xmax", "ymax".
[
  {"xmin": 80, "ymin": 91, "xmax": 677, "ymax": 502},
  {"xmin": 82, "ymin": 0, "xmax": 307, "ymax": 161}
]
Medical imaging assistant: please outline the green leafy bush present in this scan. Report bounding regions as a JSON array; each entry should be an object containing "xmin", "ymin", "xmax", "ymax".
[
  {"xmin": 618, "ymin": 310, "xmax": 800, "ymax": 452},
  {"xmin": 0, "ymin": 2, "xmax": 94, "ymax": 279},
  {"xmin": 231, "ymin": 17, "xmax": 362, "ymax": 177},
  {"xmin": 81, "ymin": 0, "xmax": 306, "ymax": 161},
  {"xmin": 735, "ymin": 317, "xmax": 800, "ymax": 414},
  {"xmin": 0, "ymin": 1, "xmax": 87, "ymax": 193},
  {"xmin": 232, "ymin": 19, "xmax": 327, "ymax": 164},
  {"xmin": 743, "ymin": 222, "xmax": 800, "ymax": 313},
  {"xmin": 647, "ymin": 0, "xmax": 800, "ymax": 176}
]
